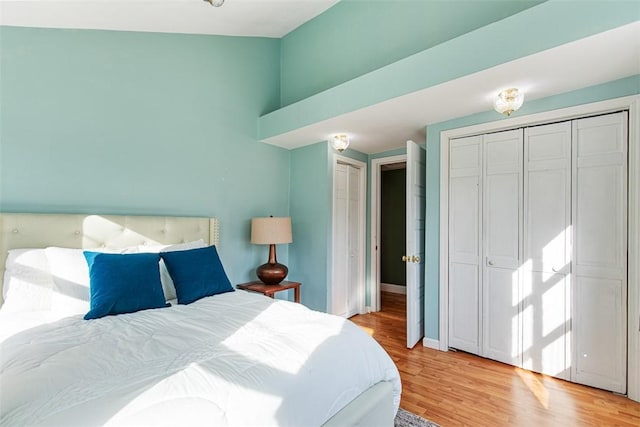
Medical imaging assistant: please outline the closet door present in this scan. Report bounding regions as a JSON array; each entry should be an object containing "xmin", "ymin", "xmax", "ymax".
[
  {"xmin": 482, "ymin": 129, "xmax": 523, "ymax": 366},
  {"xmin": 572, "ymin": 112, "xmax": 627, "ymax": 393},
  {"xmin": 523, "ymin": 122, "xmax": 571, "ymax": 380},
  {"xmin": 332, "ymin": 162, "xmax": 362, "ymax": 318},
  {"xmin": 332, "ymin": 163, "xmax": 349, "ymax": 317},
  {"xmin": 346, "ymin": 165, "xmax": 360, "ymax": 317},
  {"xmin": 448, "ymin": 136, "xmax": 482, "ymax": 355}
]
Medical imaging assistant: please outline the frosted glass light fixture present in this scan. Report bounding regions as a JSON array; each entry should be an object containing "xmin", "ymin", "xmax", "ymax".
[
  {"xmin": 494, "ymin": 88, "xmax": 524, "ymax": 116},
  {"xmin": 204, "ymin": 0, "xmax": 225, "ymax": 6},
  {"xmin": 331, "ymin": 134, "xmax": 350, "ymax": 152}
]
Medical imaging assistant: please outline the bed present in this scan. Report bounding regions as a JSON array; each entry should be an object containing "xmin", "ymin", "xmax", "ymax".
[{"xmin": 0, "ymin": 213, "xmax": 401, "ymax": 426}]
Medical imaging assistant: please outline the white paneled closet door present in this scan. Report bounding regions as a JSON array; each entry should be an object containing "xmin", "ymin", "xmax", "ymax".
[
  {"xmin": 482, "ymin": 129, "xmax": 523, "ymax": 367},
  {"xmin": 448, "ymin": 136, "xmax": 482, "ymax": 355},
  {"xmin": 333, "ymin": 163, "xmax": 349, "ymax": 318},
  {"xmin": 572, "ymin": 112, "xmax": 628, "ymax": 393},
  {"xmin": 346, "ymin": 165, "xmax": 361, "ymax": 317},
  {"xmin": 332, "ymin": 162, "xmax": 361, "ymax": 318},
  {"xmin": 446, "ymin": 112, "xmax": 628, "ymax": 393},
  {"xmin": 523, "ymin": 122, "xmax": 572, "ymax": 380}
]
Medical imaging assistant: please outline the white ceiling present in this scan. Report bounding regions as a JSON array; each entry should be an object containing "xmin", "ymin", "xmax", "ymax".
[
  {"xmin": 0, "ymin": 0, "xmax": 340, "ymax": 37},
  {"xmin": 1, "ymin": 2, "xmax": 638, "ymax": 155}
]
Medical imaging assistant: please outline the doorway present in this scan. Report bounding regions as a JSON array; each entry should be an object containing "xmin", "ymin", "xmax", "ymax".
[
  {"xmin": 371, "ymin": 142, "xmax": 426, "ymax": 348},
  {"xmin": 370, "ymin": 154, "xmax": 407, "ymax": 312},
  {"xmin": 380, "ymin": 163, "xmax": 407, "ymax": 304}
]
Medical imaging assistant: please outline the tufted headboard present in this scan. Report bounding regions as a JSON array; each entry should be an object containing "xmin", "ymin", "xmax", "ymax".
[{"xmin": 0, "ymin": 213, "xmax": 219, "ymax": 302}]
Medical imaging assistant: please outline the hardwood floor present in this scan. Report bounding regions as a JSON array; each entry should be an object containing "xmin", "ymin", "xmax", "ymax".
[{"xmin": 350, "ymin": 292, "xmax": 640, "ymax": 426}]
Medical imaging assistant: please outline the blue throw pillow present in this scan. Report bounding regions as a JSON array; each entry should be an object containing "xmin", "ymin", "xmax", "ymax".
[
  {"xmin": 160, "ymin": 245, "xmax": 234, "ymax": 305},
  {"xmin": 83, "ymin": 252, "xmax": 169, "ymax": 320}
]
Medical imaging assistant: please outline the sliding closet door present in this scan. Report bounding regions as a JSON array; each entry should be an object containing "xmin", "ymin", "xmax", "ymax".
[
  {"xmin": 572, "ymin": 112, "xmax": 628, "ymax": 393},
  {"xmin": 523, "ymin": 122, "xmax": 572, "ymax": 380},
  {"xmin": 448, "ymin": 136, "xmax": 482, "ymax": 355},
  {"xmin": 482, "ymin": 129, "xmax": 523, "ymax": 366}
]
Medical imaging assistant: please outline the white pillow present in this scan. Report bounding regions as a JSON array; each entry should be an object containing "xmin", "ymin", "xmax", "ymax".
[
  {"xmin": 137, "ymin": 239, "xmax": 206, "ymax": 301},
  {"xmin": 1, "ymin": 249, "xmax": 54, "ymax": 313},
  {"xmin": 45, "ymin": 246, "xmax": 139, "ymax": 315}
]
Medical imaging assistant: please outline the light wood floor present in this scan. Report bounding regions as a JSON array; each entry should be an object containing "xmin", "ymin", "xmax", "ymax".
[{"xmin": 350, "ymin": 292, "xmax": 640, "ymax": 427}]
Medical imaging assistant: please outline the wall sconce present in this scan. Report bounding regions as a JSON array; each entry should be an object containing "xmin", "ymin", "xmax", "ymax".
[
  {"xmin": 250, "ymin": 216, "xmax": 293, "ymax": 285},
  {"xmin": 331, "ymin": 134, "xmax": 350, "ymax": 152},
  {"xmin": 494, "ymin": 88, "xmax": 524, "ymax": 116}
]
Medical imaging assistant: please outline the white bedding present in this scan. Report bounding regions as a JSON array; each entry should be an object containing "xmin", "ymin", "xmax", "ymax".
[{"xmin": 0, "ymin": 290, "xmax": 401, "ymax": 426}]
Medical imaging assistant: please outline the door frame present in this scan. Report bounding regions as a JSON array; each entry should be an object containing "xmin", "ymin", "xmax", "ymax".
[
  {"xmin": 329, "ymin": 154, "xmax": 367, "ymax": 316},
  {"xmin": 370, "ymin": 154, "xmax": 407, "ymax": 312},
  {"xmin": 438, "ymin": 95, "xmax": 640, "ymax": 402}
]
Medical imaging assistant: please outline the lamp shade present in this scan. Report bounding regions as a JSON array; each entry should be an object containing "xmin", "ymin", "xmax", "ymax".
[{"xmin": 251, "ymin": 217, "xmax": 292, "ymax": 245}]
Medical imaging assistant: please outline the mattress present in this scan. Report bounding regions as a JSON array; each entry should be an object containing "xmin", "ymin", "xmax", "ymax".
[{"xmin": 0, "ymin": 290, "xmax": 401, "ymax": 426}]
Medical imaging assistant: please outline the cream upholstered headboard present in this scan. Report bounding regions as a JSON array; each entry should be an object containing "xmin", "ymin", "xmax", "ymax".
[{"xmin": 0, "ymin": 213, "xmax": 219, "ymax": 302}]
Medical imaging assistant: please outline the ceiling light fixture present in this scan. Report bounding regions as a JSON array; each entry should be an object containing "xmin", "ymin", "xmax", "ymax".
[
  {"xmin": 331, "ymin": 134, "xmax": 350, "ymax": 152},
  {"xmin": 493, "ymin": 88, "xmax": 524, "ymax": 116},
  {"xmin": 204, "ymin": 0, "xmax": 225, "ymax": 7}
]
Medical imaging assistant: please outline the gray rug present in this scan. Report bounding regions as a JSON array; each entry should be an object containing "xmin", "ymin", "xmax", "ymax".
[{"xmin": 394, "ymin": 408, "xmax": 440, "ymax": 427}]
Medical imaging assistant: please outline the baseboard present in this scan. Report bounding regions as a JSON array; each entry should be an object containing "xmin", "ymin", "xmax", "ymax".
[
  {"xmin": 381, "ymin": 283, "xmax": 407, "ymax": 294},
  {"xmin": 422, "ymin": 337, "xmax": 440, "ymax": 350}
]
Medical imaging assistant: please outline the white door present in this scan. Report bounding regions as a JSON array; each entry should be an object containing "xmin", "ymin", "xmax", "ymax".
[
  {"xmin": 448, "ymin": 136, "xmax": 482, "ymax": 355},
  {"xmin": 406, "ymin": 140, "xmax": 426, "ymax": 348},
  {"xmin": 332, "ymin": 161, "xmax": 363, "ymax": 318},
  {"xmin": 346, "ymin": 165, "xmax": 361, "ymax": 317},
  {"xmin": 572, "ymin": 112, "xmax": 627, "ymax": 393},
  {"xmin": 482, "ymin": 129, "xmax": 523, "ymax": 367},
  {"xmin": 332, "ymin": 163, "xmax": 349, "ymax": 317},
  {"xmin": 523, "ymin": 122, "xmax": 572, "ymax": 380}
]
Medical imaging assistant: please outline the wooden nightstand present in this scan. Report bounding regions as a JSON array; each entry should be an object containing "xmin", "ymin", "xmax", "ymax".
[{"xmin": 236, "ymin": 280, "xmax": 301, "ymax": 303}]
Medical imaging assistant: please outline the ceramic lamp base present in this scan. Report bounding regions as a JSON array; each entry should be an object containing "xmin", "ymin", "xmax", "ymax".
[{"xmin": 256, "ymin": 262, "xmax": 288, "ymax": 285}]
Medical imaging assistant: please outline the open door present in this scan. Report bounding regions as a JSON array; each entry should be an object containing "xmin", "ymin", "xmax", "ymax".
[{"xmin": 405, "ymin": 140, "xmax": 426, "ymax": 348}]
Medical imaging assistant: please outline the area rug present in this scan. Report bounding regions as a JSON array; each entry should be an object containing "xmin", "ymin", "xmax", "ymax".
[{"xmin": 394, "ymin": 408, "xmax": 440, "ymax": 427}]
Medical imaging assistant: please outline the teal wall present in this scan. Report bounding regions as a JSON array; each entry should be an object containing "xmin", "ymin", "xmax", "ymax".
[
  {"xmin": 287, "ymin": 143, "xmax": 372, "ymax": 312},
  {"xmin": 0, "ymin": 26, "xmax": 289, "ymax": 285},
  {"xmin": 381, "ymin": 168, "xmax": 406, "ymax": 285},
  {"xmin": 260, "ymin": 0, "xmax": 639, "ymax": 141},
  {"xmin": 289, "ymin": 141, "xmax": 332, "ymax": 311},
  {"xmin": 280, "ymin": 0, "xmax": 544, "ymax": 106},
  {"xmin": 424, "ymin": 74, "xmax": 640, "ymax": 340},
  {"xmin": 1, "ymin": 1, "xmax": 638, "ymax": 324}
]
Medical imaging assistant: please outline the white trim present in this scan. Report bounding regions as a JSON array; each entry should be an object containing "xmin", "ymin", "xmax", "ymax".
[
  {"xmin": 422, "ymin": 337, "xmax": 440, "ymax": 350},
  {"xmin": 438, "ymin": 94, "xmax": 640, "ymax": 400},
  {"xmin": 331, "ymin": 154, "xmax": 368, "ymax": 316},
  {"xmin": 628, "ymin": 98, "xmax": 640, "ymax": 403},
  {"xmin": 439, "ymin": 95, "xmax": 639, "ymax": 140},
  {"xmin": 439, "ymin": 134, "xmax": 451, "ymax": 352},
  {"xmin": 381, "ymin": 283, "xmax": 407, "ymax": 295},
  {"xmin": 370, "ymin": 154, "xmax": 407, "ymax": 312}
]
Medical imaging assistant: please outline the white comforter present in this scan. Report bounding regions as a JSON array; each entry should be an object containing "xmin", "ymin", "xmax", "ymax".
[{"xmin": 0, "ymin": 291, "xmax": 400, "ymax": 426}]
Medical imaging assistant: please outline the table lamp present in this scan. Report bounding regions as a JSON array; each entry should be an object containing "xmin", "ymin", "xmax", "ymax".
[{"xmin": 251, "ymin": 216, "xmax": 292, "ymax": 285}]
